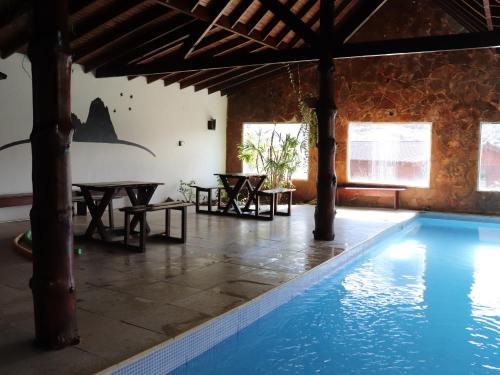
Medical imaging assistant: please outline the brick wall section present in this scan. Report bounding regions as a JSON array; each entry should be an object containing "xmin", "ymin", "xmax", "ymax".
[{"xmin": 226, "ymin": 0, "xmax": 500, "ymax": 214}]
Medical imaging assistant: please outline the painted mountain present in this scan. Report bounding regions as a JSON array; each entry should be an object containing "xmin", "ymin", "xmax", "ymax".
[{"xmin": 0, "ymin": 97, "xmax": 155, "ymax": 157}]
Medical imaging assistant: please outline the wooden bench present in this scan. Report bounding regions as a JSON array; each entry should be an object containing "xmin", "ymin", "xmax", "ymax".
[
  {"xmin": 257, "ymin": 188, "xmax": 296, "ymax": 218},
  {"xmin": 336, "ymin": 184, "xmax": 406, "ymax": 209},
  {"xmin": 120, "ymin": 201, "xmax": 192, "ymax": 252},
  {"xmin": 191, "ymin": 186, "xmax": 226, "ymax": 213}
]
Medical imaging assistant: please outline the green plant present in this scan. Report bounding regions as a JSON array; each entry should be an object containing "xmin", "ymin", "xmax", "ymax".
[
  {"xmin": 237, "ymin": 125, "xmax": 306, "ymax": 189},
  {"xmin": 287, "ymin": 64, "xmax": 318, "ymax": 146},
  {"xmin": 178, "ymin": 179, "xmax": 196, "ymax": 202}
]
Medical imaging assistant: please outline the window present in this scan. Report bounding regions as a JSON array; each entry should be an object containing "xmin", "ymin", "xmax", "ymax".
[
  {"xmin": 242, "ymin": 123, "xmax": 308, "ymax": 180},
  {"xmin": 348, "ymin": 122, "xmax": 432, "ymax": 187},
  {"xmin": 478, "ymin": 122, "xmax": 500, "ymax": 192}
]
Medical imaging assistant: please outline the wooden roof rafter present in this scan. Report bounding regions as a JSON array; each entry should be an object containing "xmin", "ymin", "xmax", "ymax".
[
  {"xmin": 154, "ymin": 0, "xmax": 283, "ymax": 50},
  {"xmin": 0, "ymin": 0, "xmax": 499, "ymax": 95}
]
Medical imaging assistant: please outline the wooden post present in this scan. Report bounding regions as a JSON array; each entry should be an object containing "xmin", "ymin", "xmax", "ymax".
[
  {"xmin": 28, "ymin": 0, "xmax": 79, "ymax": 349},
  {"xmin": 313, "ymin": 0, "xmax": 337, "ymax": 241}
]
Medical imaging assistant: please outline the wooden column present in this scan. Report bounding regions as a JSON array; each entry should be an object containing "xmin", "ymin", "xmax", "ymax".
[
  {"xmin": 28, "ymin": 0, "xmax": 79, "ymax": 349},
  {"xmin": 313, "ymin": 0, "xmax": 336, "ymax": 241}
]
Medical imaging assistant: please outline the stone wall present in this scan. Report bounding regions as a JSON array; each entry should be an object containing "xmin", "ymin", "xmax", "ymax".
[{"xmin": 226, "ymin": 0, "xmax": 500, "ymax": 214}]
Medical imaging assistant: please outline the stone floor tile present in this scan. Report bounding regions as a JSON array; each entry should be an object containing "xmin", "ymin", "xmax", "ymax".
[{"xmin": 171, "ymin": 290, "xmax": 245, "ymax": 317}]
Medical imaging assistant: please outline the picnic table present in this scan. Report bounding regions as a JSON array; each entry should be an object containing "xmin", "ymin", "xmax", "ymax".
[
  {"xmin": 73, "ymin": 181, "xmax": 163, "ymax": 242},
  {"xmin": 214, "ymin": 173, "xmax": 267, "ymax": 217}
]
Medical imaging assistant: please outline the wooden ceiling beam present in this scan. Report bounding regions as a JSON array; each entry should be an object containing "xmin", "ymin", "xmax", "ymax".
[
  {"xmin": 335, "ymin": 30, "xmax": 500, "ymax": 58},
  {"xmin": 245, "ymin": 4, "xmax": 269, "ymax": 32},
  {"xmin": 257, "ymin": 0, "xmax": 319, "ymax": 47},
  {"xmin": 71, "ymin": 0, "xmax": 145, "ymax": 38},
  {"xmin": 220, "ymin": 65, "xmax": 287, "ymax": 95},
  {"xmin": 334, "ymin": 0, "xmax": 389, "ymax": 44},
  {"xmin": 96, "ymin": 47, "xmax": 317, "ymax": 77},
  {"xmin": 96, "ymin": 31, "xmax": 500, "ymax": 77},
  {"xmin": 179, "ymin": 68, "xmax": 232, "ymax": 89},
  {"xmin": 195, "ymin": 67, "xmax": 251, "ymax": 91},
  {"xmin": 155, "ymin": 0, "xmax": 280, "ymax": 49},
  {"xmin": 0, "ymin": 10, "xmax": 30, "ymax": 57},
  {"xmin": 183, "ymin": 1, "xmax": 232, "ymax": 58},
  {"xmin": 204, "ymin": 66, "xmax": 272, "ymax": 93},
  {"xmin": 274, "ymin": 0, "xmax": 316, "ymax": 46},
  {"xmin": 192, "ymin": 29, "xmax": 232, "ymax": 51},
  {"xmin": 192, "ymin": 35, "xmax": 246, "ymax": 57},
  {"xmin": 261, "ymin": 0, "xmax": 298, "ymax": 40},
  {"xmin": 483, "ymin": 0, "xmax": 494, "ymax": 31},
  {"xmin": 228, "ymin": 0, "xmax": 253, "ymax": 28},
  {"xmin": 0, "ymin": 0, "xmax": 29, "ymax": 29},
  {"xmin": 73, "ymin": 5, "xmax": 170, "ymax": 59},
  {"xmin": 83, "ymin": 17, "xmax": 196, "ymax": 71},
  {"xmin": 163, "ymin": 71, "xmax": 193, "ymax": 87},
  {"xmin": 287, "ymin": 9, "xmax": 319, "ymax": 47}
]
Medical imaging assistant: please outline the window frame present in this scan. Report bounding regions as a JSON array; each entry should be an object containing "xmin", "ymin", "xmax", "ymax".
[
  {"xmin": 346, "ymin": 121, "xmax": 433, "ymax": 188},
  {"xmin": 477, "ymin": 122, "xmax": 500, "ymax": 192},
  {"xmin": 241, "ymin": 122, "xmax": 310, "ymax": 181}
]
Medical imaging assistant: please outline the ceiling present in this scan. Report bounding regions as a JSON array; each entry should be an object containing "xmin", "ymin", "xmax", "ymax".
[{"xmin": 0, "ymin": 0, "xmax": 498, "ymax": 95}]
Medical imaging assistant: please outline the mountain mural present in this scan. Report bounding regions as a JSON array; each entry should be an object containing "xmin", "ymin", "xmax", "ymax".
[{"xmin": 0, "ymin": 97, "xmax": 156, "ymax": 157}]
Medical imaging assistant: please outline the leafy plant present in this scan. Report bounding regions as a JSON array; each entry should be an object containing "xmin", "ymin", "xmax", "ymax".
[
  {"xmin": 237, "ymin": 125, "xmax": 306, "ymax": 189},
  {"xmin": 287, "ymin": 64, "xmax": 318, "ymax": 146},
  {"xmin": 178, "ymin": 179, "xmax": 196, "ymax": 202}
]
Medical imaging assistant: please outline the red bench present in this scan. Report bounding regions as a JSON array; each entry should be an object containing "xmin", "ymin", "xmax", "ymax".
[{"xmin": 336, "ymin": 184, "xmax": 406, "ymax": 209}]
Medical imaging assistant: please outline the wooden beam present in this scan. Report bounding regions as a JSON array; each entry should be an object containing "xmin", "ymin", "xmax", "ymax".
[
  {"xmin": 228, "ymin": 0, "xmax": 253, "ymax": 27},
  {"xmin": 257, "ymin": 0, "xmax": 319, "ymax": 47},
  {"xmin": 83, "ymin": 17, "xmax": 196, "ymax": 71},
  {"xmin": 95, "ymin": 47, "xmax": 318, "ymax": 76},
  {"xmin": 71, "ymin": 0, "xmax": 145, "ymax": 38},
  {"xmin": 276, "ymin": 0, "xmax": 316, "ymax": 46},
  {"xmin": 0, "ymin": 10, "xmax": 30, "ymax": 58},
  {"xmin": 334, "ymin": 31, "xmax": 500, "ymax": 59},
  {"xmin": 335, "ymin": 0, "xmax": 388, "ymax": 44},
  {"xmin": 179, "ymin": 68, "xmax": 230, "ymax": 89},
  {"xmin": 73, "ymin": 6, "xmax": 173, "ymax": 61},
  {"xmin": 205, "ymin": 65, "xmax": 275, "ymax": 93},
  {"xmin": 314, "ymin": 0, "xmax": 336, "ymax": 241},
  {"xmin": 155, "ymin": 0, "xmax": 280, "ymax": 49},
  {"xmin": 28, "ymin": 0, "xmax": 79, "ymax": 349},
  {"xmin": 183, "ymin": 1, "xmax": 232, "ymax": 58},
  {"xmin": 220, "ymin": 65, "xmax": 286, "ymax": 95},
  {"xmin": 261, "ymin": 0, "xmax": 298, "ymax": 40},
  {"xmin": 95, "ymin": 31, "xmax": 500, "ymax": 77},
  {"xmin": 483, "ymin": 0, "xmax": 494, "ymax": 31}
]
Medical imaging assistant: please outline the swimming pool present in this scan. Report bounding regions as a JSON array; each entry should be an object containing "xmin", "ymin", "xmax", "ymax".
[
  {"xmin": 103, "ymin": 214, "xmax": 500, "ymax": 375},
  {"xmin": 168, "ymin": 216, "xmax": 500, "ymax": 374}
]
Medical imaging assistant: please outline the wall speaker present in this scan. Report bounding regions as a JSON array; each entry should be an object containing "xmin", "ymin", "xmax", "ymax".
[{"xmin": 207, "ymin": 119, "xmax": 216, "ymax": 130}]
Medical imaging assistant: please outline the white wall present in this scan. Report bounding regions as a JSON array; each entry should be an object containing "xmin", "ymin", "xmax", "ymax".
[{"xmin": 0, "ymin": 53, "xmax": 227, "ymax": 221}]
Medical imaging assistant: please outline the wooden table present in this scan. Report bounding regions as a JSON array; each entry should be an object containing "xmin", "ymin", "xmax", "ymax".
[
  {"xmin": 73, "ymin": 181, "xmax": 163, "ymax": 241},
  {"xmin": 214, "ymin": 173, "xmax": 267, "ymax": 217}
]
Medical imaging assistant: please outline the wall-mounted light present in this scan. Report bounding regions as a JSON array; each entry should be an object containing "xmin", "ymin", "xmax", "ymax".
[
  {"xmin": 0, "ymin": 72, "xmax": 7, "ymax": 80},
  {"xmin": 207, "ymin": 119, "xmax": 216, "ymax": 130}
]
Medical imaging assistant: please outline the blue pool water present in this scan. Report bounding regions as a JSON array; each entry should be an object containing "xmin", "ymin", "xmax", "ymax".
[{"xmin": 172, "ymin": 218, "xmax": 500, "ymax": 374}]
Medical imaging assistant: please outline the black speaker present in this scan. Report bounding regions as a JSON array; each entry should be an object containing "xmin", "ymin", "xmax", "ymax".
[{"xmin": 207, "ymin": 119, "xmax": 216, "ymax": 130}]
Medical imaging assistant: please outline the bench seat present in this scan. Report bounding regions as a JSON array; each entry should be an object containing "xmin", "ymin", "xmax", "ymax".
[
  {"xmin": 120, "ymin": 201, "xmax": 193, "ymax": 252},
  {"xmin": 336, "ymin": 184, "xmax": 406, "ymax": 209},
  {"xmin": 257, "ymin": 188, "xmax": 296, "ymax": 218},
  {"xmin": 190, "ymin": 185, "xmax": 227, "ymax": 213}
]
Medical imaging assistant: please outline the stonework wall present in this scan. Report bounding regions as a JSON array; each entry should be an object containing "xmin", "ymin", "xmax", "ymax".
[{"xmin": 226, "ymin": 0, "xmax": 500, "ymax": 214}]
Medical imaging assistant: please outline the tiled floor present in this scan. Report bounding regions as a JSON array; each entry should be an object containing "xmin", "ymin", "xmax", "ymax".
[{"xmin": 0, "ymin": 205, "xmax": 415, "ymax": 375}]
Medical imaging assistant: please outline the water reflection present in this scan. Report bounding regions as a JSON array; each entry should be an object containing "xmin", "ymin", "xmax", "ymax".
[{"xmin": 469, "ymin": 243, "xmax": 500, "ymax": 371}]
